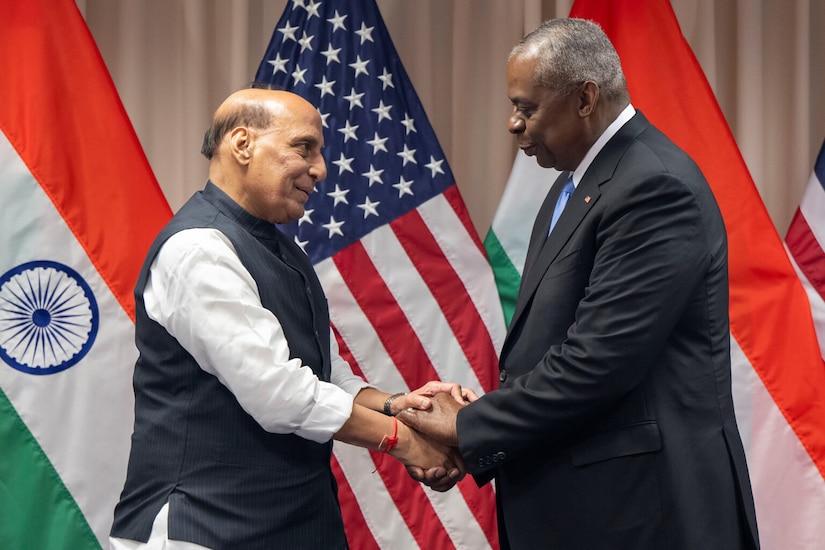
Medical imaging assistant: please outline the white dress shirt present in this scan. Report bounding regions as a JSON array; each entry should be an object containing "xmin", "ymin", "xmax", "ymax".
[{"xmin": 570, "ymin": 103, "xmax": 636, "ymax": 187}]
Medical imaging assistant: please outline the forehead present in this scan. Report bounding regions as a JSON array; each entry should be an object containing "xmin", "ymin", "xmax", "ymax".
[
  {"xmin": 507, "ymin": 55, "xmax": 541, "ymax": 98},
  {"xmin": 268, "ymin": 104, "xmax": 323, "ymax": 142},
  {"xmin": 507, "ymin": 54, "xmax": 538, "ymax": 82},
  {"xmin": 507, "ymin": 55, "xmax": 563, "ymax": 108}
]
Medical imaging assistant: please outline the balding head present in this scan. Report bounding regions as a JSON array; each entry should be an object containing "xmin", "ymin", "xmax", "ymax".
[
  {"xmin": 202, "ymin": 88, "xmax": 310, "ymax": 159},
  {"xmin": 202, "ymin": 89, "xmax": 326, "ymax": 224}
]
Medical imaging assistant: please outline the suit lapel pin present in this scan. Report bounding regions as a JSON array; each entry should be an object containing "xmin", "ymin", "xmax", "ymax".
[{"xmin": 584, "ymin": 196, "xmax": 591, "ymax": 203}]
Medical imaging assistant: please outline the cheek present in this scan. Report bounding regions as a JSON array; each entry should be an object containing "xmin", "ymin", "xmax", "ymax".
[
  {"xmin": 527, "ymin": 124, "xmax": 552, "ymax": 149},
  {"xmin": 535, "ymin": 118, "xmax": 567, "ymax": 147}
]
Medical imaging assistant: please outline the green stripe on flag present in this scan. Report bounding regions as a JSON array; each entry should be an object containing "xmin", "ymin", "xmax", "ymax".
[
  {"xmin": 0, "ymin": 387, "xmax": 101, "ymax": 550},
  {"xmin": 483, "ymin": 229, "xmax": 521, "ymax": 327}
]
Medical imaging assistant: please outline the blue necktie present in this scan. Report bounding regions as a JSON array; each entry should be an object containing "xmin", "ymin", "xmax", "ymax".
[{"xmin": 548, "ymin": 176, "xmax": 575, "ymax": 235}]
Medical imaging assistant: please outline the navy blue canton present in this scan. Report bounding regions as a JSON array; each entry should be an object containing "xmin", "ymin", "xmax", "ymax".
[{"xmin": 254, "ymin": 0, "xmax": 455, "ymax": 265}]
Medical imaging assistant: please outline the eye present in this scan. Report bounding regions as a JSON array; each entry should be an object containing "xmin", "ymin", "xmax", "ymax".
[
  {"xmin": 512, "ymin": 103, "xmax": 535, "ymax": 119},
  {"xmin": 520, "ymin": 106, "xmax": 536, "ymax": 118},
  {"xmin": 294, "ymin": 141, "xmax": 313, "ymax": 157}
]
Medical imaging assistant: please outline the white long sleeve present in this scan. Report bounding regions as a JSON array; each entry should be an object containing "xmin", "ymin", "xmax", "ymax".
[{"xmin": 143, "ymin": 227, "xmax": 369, "ymax": 443}]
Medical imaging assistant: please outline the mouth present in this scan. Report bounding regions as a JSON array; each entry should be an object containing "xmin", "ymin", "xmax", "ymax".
[
  {"xmin": 520, "ymin": 144, "xmax": 536, "ymax": 156},
  {"xmin": 296, "ymin": 184, "xmax": 314, "ymax": 202}
]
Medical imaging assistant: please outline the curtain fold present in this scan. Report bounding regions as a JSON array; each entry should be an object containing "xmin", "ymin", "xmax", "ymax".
[{"xmin": 79, "ymin": 0, "xmax": 824, "ymax": 236}]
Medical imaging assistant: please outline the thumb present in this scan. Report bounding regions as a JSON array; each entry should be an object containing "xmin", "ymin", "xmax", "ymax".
[
  {"xmin": 406, "ymin": 395, "xmax": 431, "ymax": 411},
  {"xmin": 396, "ymin": 408, "xmax": 421, "ymax": 431}
]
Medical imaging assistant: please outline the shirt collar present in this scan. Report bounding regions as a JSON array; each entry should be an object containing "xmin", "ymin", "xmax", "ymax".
[{"xmin": 571, "ymin": 103, "xmax": 636, "ymax": 187}]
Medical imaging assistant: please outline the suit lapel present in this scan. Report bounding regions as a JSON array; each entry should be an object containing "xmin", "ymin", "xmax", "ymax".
[
  {"xmin": 503, "ymin": 111, "xmax": 652, "ymax": 353},
  {"xmin": 511, "ymin": 179, "xmax": 601, "ymax": 329},
  {"xmin": 521, "ymin": 172, "xmax": 568, "ymax": 277}
]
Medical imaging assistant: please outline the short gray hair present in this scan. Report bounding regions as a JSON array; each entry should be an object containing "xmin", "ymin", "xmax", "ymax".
[
  {"xmin": 200, "ymin": 101, "xmax": 273, "ymax": 159},
  {"xmin": 510, "ymin": 18, "xmax": 628, "ymax": 103}
]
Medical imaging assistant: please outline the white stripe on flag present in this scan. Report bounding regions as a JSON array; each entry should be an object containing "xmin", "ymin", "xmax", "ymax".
[
  {"xmin": 490, "ymin": 151, "xmax": 559, "ymax": 276},
  {"xmin": 0, "ymin": 131, "xmax": 134, "ymax": 548},
  {"xmin": 425, "ymin": 483, "xmax": 494, "ymax": 550},
  {"xmin": 317, "ymin": 257, "xmax": 408, "ymax": 390},
  {"xmin": 730, "ymin": 336, "xmax": 825, "ymax": 548},
  {"xmin": 360, "ymin": 222, "xmax": 485, "ymax": 391},
  {"xmin": 333, "ymin": 444, "xmax": 419, "ymax": 547},
  {"xmin": 417, "ymin": 194, "xmax": 507, "ymax": 355},
  {"xmin": 317, "ymin": 225, "xmax": 496, "ymax": 548},
  {"xmin": 334, "ymin": 430, "xmax": 492, "ymax": 550},
  {"xmin": 799, "ymin": 172, "xmax": 825, "ymax": 251}
]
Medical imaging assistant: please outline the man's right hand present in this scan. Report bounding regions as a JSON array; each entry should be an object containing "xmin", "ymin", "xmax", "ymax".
[
  {"xmin": 396, "ymin": 392, "xmax": 462, "ymax": 447},
  {"xmin": 390, "ymin": 419, "xmax": 465, "ymax": 491}
]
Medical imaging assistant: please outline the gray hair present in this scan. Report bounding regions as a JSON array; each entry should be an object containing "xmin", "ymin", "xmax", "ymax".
[
  {"xmin": 510, "ymin": 18, "xmax": 628, "ymax": 103},
  {"xmin": 200, "ymin": 101, "xmax": 273, "ymax": 159}
]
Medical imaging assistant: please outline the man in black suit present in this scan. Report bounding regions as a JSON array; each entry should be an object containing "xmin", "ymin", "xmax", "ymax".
[{"xmin": 401, "ymin": 18, "xmax": 760, "ymax": 549}]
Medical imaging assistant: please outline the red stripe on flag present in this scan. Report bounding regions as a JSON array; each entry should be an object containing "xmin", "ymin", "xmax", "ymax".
[
  {"xmin": 391, "ymin": 207, "xmax": 499, "ymax": 394},
  {"xmin": 335, "ymin": 304, "xmax": 499, "ymax": 549},
  {"xmin": 331, "ymin": 456, "xmax": 381, "ymax": 550},
  {"xmin": 455, "ymin": 478, "xmax": 499, "ymax": 549},
  {"xmin": 332, "ymin": 324, "xmax": 366, "ymax": 379},
  {"xmin": 786, "ymin": 210, "xmax": 825, "ymax": 301},
  {"xmin": 370, "ymin": 453, "xmax": 457, "ymax": 550},
  {"xmin": 333, "ymin": 316, "xmax": 459, "ymax": 548},
  {"xmin": 0, "ymin": 2, "xmax": 171, "ymax": 322},
  {"xmin": 332, "ymin": 241, "xmax": 441, "ymax": 389},
  {"xmin": 444, "ymin": 185, "xmax": 488, "ymax": 255},
  {"xmin": 570, "ymin": 0, "xmax": 825, "ymax": 481},
  {"xmin": 331, "ymin": 328, "xmax": 382, "ymax": 548}
]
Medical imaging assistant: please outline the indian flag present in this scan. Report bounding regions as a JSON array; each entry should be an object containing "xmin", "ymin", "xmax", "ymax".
[
  {"xmin": 485, "ymin": 1, "xmax": 825, "ymax": 548},
  {"xmin": 0, "ymin": 1, "xmax": 171, "ymax": 548},
  {"xmin": 483, "ymin": 151, "xmax": 559, "ymax": 327}
]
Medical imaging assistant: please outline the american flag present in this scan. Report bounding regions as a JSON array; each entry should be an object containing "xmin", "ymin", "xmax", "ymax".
[
  {"xmin": 786, "ymin": 140, "xmax": 825, "ymax": 361},
  {"xmin": 254, "ymin": 1, "xmax": 504, "ymax": 548}
]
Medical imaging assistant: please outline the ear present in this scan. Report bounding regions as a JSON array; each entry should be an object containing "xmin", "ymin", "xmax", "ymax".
[
  {"xmin": 228, "ymin": 126, "xmax": 253, "ymax": 165},
  {"xmin": 578, "ymin": 81, "xmax": 600, "ymax": 117}
]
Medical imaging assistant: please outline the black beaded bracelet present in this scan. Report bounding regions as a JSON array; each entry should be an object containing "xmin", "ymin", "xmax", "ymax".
[{"xmin": 383, "ymin": 392, "xmax": 406, "ymax": 416}]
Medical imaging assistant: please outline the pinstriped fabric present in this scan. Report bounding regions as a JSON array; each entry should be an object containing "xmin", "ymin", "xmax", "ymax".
[{"xmin": 112, "ymin": 183, "xmax": 346, "ymax": 549}]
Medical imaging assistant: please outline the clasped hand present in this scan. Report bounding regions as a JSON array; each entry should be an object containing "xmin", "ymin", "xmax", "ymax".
[{"xmin": 394, "ymin": 383, "xmax": 476, "ymax": 492}]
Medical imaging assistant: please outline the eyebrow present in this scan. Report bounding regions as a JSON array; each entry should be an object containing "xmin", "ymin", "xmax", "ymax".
[{"xmin": 293, "ymin": 135, "xmax": 320, "ymax": 146}]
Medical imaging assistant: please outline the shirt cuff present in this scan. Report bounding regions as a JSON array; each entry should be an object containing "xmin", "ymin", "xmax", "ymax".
[{"xmin": 294, "ymin": 381, "xmax": 355, "ymax": 443}]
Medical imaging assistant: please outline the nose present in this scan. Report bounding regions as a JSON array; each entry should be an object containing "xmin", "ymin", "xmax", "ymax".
[
  {"xmin": 508, "ymin": 112, "xmax": 525, "ymax": 134},
  {"xmin": 309, "ymin": 153, "xmax": 327, "ymax": 182}
]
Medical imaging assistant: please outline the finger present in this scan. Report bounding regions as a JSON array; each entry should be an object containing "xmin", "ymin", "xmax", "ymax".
[
  {"xmin": 462, "ymin": 388, "xmax": 479, "ymax": 403},
  {"xmin": 449, "ymin": 384, "xmax": 465, "ymax": 404},
  {"xmin": 428, "ymin": 473, "xmax": 459, "ymax": 492},
  {"xmin": 447, "ymin": 467, "xmax": 465, "ymax": 481},
  {"xmin": 406, "ymin": 465, "xmax": 426, "ymax": 482},
  {"xmin": 415, "ymin": 381, "xmax": 466, "ymax": 405},
  {"xmin": 428, "ymin": 480, "xmax": 457, "ymax": 492},
  {"xmin": 447, "ymin": 451, "xmax": 467, "ymax": 477},
  {"xmin": 411, "ymin": 380, "xmax": 442, "ymax": 397},
  {"xmin": 395, "ymin": 408, "xmax": 420, "ymax": 430},
  {"xmin": 406, "ymin": 394, "xmax": 431, "ymax": 411},
  {"xmin": 423, "ymin": 466, "xmax": 447, "ymax": 483}
]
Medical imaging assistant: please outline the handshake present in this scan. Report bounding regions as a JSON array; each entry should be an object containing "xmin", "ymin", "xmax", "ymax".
[{"xmin": 384, "ymin": 381, "xmax": 477, "ymax": 492}]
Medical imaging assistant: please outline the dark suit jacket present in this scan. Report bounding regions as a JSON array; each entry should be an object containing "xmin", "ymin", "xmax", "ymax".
[{"xmin": 457, "ymin": 112, "xmax": 759, "ymax": 549}]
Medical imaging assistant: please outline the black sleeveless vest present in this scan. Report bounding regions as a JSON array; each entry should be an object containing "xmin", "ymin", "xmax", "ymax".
[{"xmin": 111, "ymin": 182, "xmax": 347, "ymax": 549}]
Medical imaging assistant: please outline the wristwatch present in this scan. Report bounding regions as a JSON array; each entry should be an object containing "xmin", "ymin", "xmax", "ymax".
[{"xmin": 383, "ymin": 392, "xmax": 406, "ymax": 416}]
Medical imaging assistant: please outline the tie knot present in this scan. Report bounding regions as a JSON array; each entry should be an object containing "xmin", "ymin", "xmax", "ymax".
[{"xmin": 563, "ymin": 177, "xmax": 575, "ymax": 194}]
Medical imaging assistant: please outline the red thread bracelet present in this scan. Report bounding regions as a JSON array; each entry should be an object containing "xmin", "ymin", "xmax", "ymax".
[
  {"xmin": 373, "ymin": 417, "xmax": 399, "ymax": 472},
  {"xmin": 378, "ymin": 417, "xmax": 399, "ymax": 453}
]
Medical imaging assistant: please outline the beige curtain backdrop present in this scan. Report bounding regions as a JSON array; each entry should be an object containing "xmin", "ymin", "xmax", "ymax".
[{"xmin": 76, "ymin": 0, "xmax": 825, "ymax": 238}]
